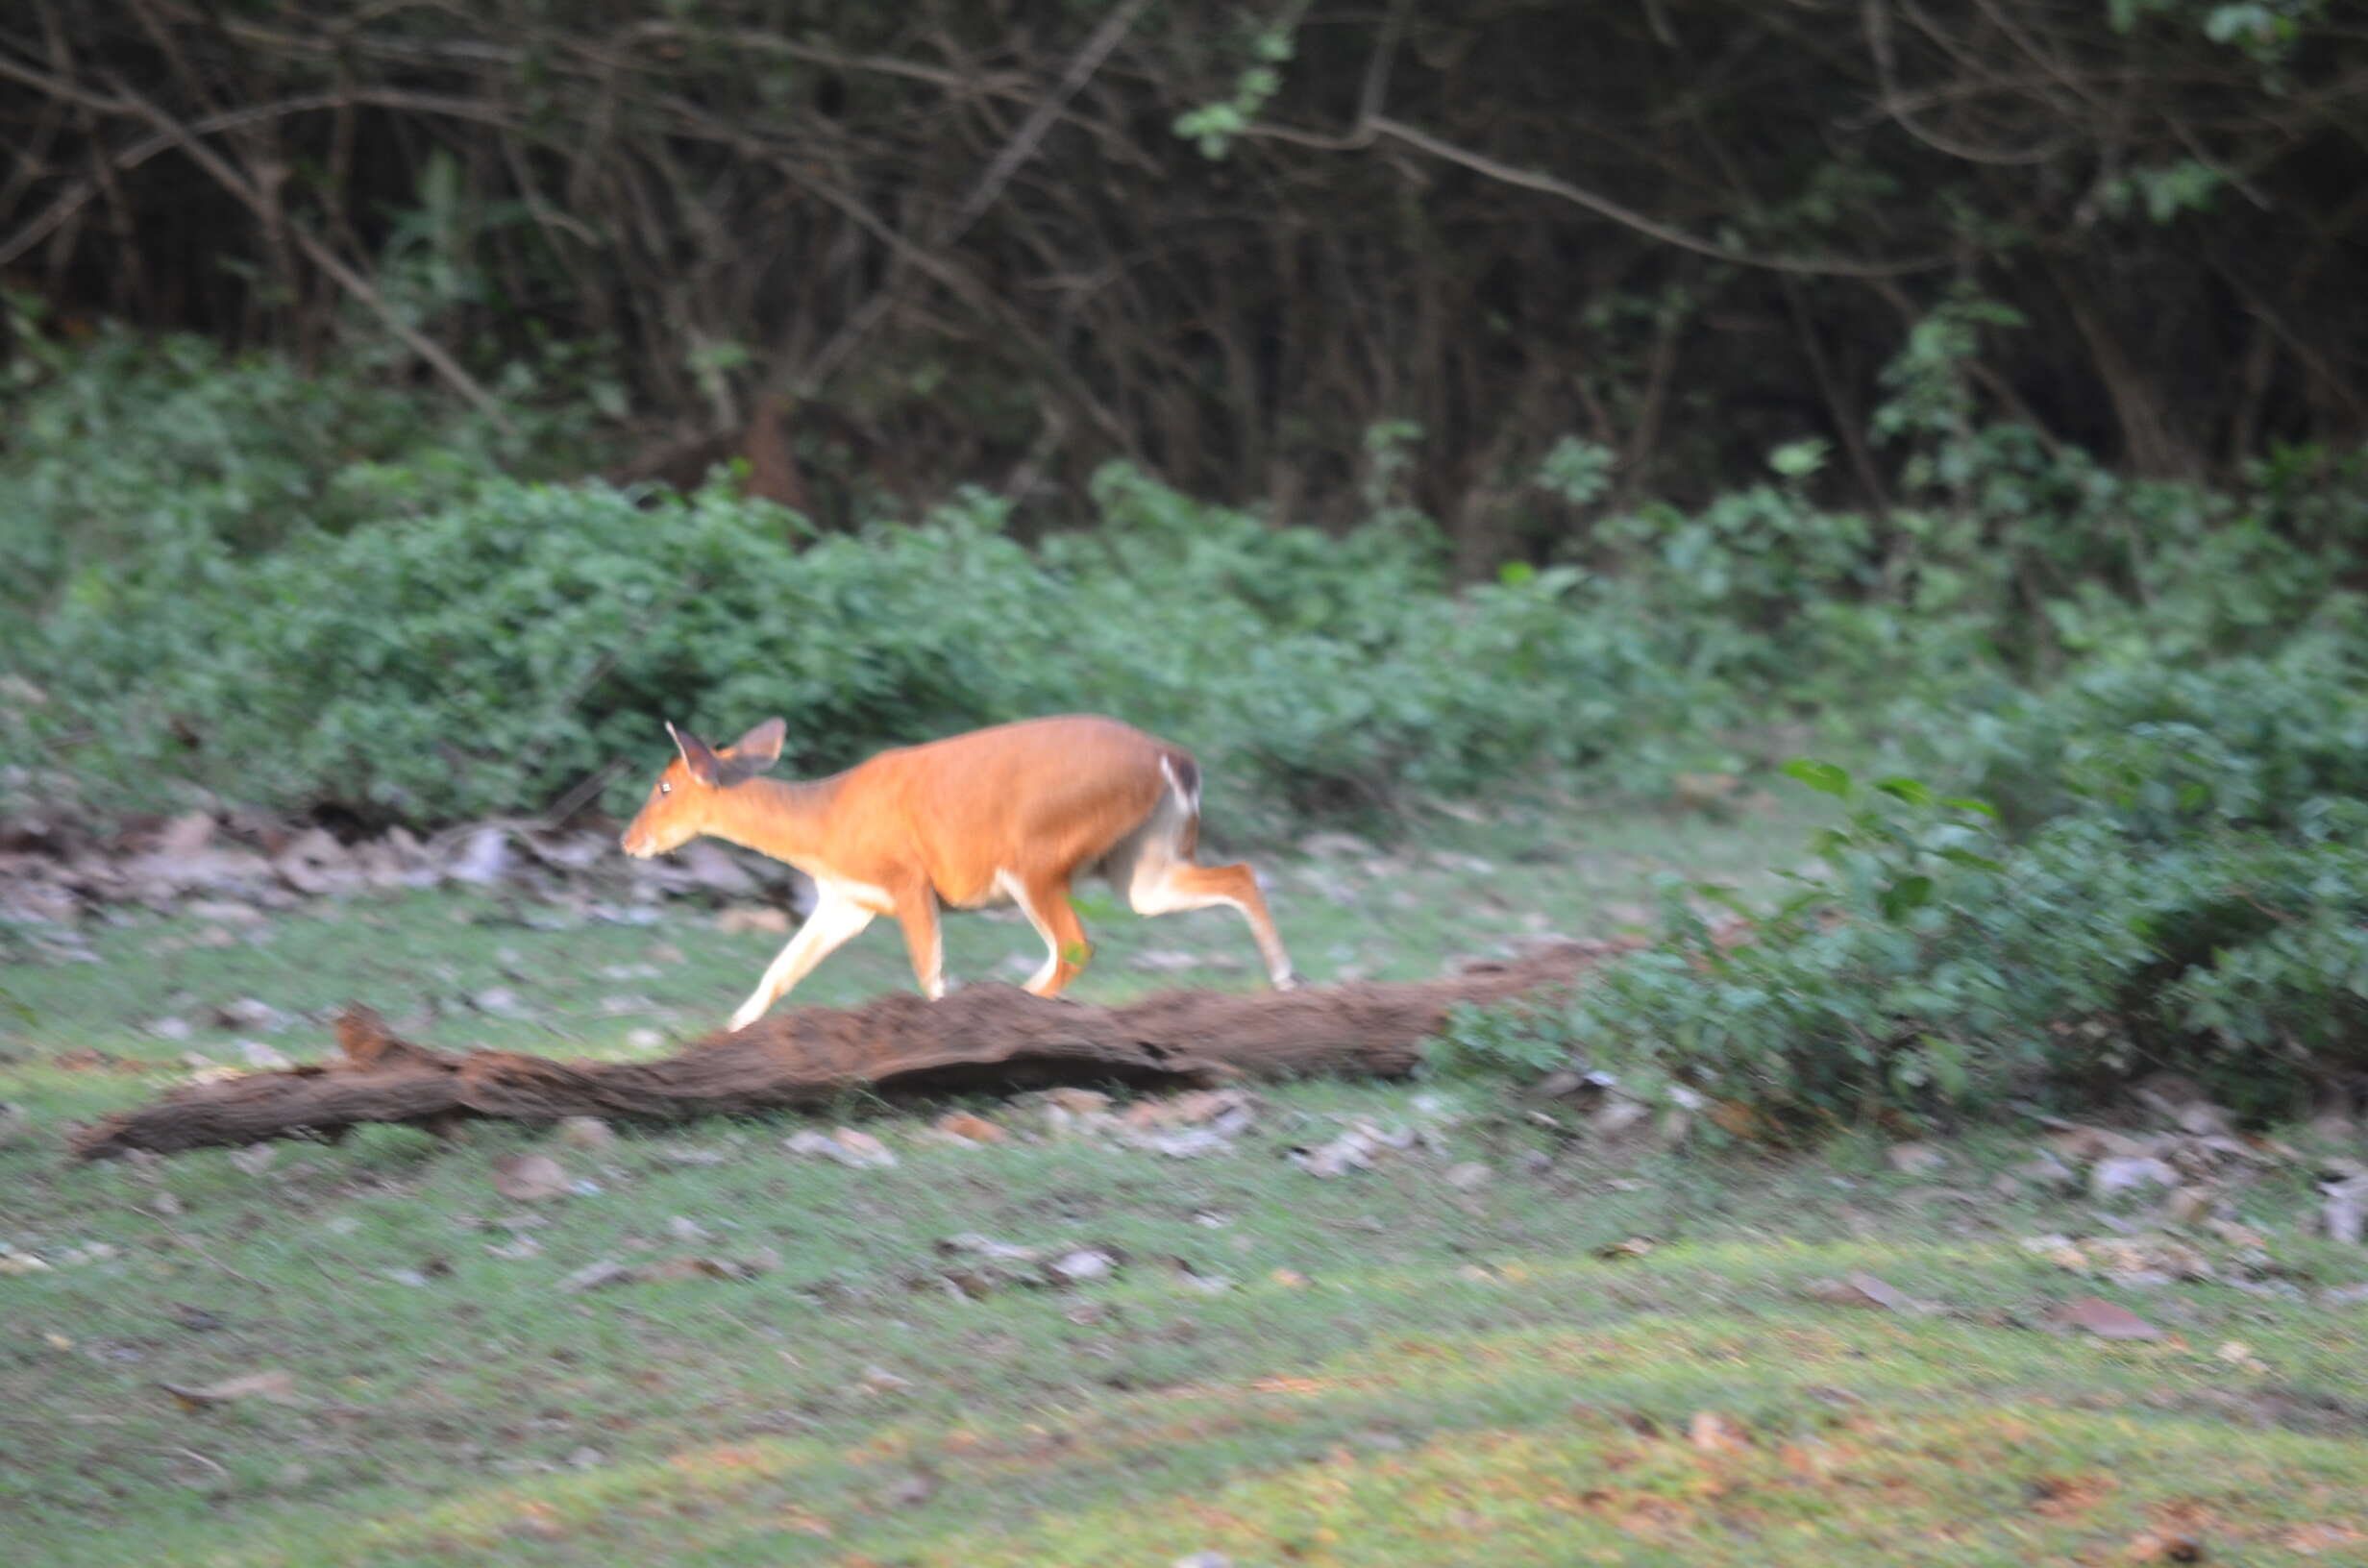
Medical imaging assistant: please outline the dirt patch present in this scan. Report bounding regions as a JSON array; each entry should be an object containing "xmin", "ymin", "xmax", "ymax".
[{"xmin": 67, "ymin": 941, "xmax": 1629, "ymax": 1161}]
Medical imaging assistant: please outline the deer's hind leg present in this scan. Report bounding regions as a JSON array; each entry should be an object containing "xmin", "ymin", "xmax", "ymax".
[
  {"xmin": 997, "ymin": 869, "xmax": 1091, "ymax": 997},
  {"xmin": 1102, "ymin": 791, "xmax": 1295, "ymax": 990}
]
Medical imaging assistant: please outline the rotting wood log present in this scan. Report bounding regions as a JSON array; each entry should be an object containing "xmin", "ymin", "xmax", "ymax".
[{"xmin": 67, "ymin": 942, "xmax": 1624, "ymax": 1161}]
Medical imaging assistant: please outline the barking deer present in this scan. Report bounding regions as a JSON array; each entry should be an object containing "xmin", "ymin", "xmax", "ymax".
[{"xmin": 619, "ymin": 715, "xmax": 1295, "ymax": 1029}]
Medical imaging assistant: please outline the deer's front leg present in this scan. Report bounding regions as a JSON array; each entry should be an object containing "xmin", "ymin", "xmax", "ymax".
[
  {"xmin": 891, "ymin": 885, "xmax": 948, "ymax": 999},
  {"xmin": 728, "ymin": 894, "xmax": 875, "ymax": 1030}
]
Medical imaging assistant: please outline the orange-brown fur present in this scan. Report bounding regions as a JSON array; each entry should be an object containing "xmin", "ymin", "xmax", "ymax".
[{"xmin": 621, "ymin": 715, "xmax": 1294, "ymax": 1028}]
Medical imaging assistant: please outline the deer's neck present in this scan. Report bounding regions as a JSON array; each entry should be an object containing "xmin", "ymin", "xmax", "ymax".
[{"xmin": 703, "ymin": 775, "xmax": 844, "ymax": 869}]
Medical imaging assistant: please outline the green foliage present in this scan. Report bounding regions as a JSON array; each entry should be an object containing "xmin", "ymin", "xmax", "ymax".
[
  {"xmin": 6, "ymin": 458, "xmax": 1737, "ymax": 826},
  {"xmin": 1172, "ymin": 4, "xmax": 1303, "ymax": 159},
  {"xmin": 0, "ymin": 313, "xmax": 588, "ymax": 627},
  {"xmin": 1932, "ymin": 634, "xmax": 2368, "ymax": 839},
  {"xmin": 1436, "ymin": 667, "xmax": 2368, "ymax": 1129},
  {"xmin": 1430, "ymin": 752, "xmax": 2368, "ymax": 1132},
  {"xmin": 1533, "ymin": 436, "xmax": 1616, "ymax": 506}
]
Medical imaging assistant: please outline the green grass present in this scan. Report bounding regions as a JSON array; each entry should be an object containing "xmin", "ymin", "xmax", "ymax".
[{"xmin": 6, "ymin": 798, "xmax": 2367, "ymax": 1565}]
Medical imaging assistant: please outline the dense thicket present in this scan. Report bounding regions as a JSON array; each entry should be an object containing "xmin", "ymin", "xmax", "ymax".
[{"xmin": 4, "ymin": 1, "xmax": 2364, "ymax": 559}]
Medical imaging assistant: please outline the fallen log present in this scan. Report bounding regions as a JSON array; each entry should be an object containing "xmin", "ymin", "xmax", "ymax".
[{"xmin": 69, "ymin": 941, "xmax": 1626, "ymax": 1161}]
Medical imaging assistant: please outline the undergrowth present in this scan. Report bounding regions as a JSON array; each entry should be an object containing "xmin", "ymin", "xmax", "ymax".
[{"xmin": 1433, "ymin": 633, "xmax": 2368, "ymax": 1128}]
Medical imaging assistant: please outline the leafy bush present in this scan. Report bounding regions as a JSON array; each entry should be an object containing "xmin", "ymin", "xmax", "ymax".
[
  {"xmin": 0, "ymin": 311, "xmax": 590, "ymax": 628},
  {"xmin": 5, "ymin": 463, "xmax": 1750, "ymax": 828},
  {"xmin": 1433, "ymin": 752, "xmax": 2368, "ymax": 1132},
  {"xmin": 1930, "ymin": 635, "xmax": 2368, "ymax": 841}
]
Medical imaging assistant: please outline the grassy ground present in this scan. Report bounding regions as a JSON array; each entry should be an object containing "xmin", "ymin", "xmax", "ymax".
[{"xmin": 5, "ymin": 797, "xmax": 2367, "ymax": 1566}]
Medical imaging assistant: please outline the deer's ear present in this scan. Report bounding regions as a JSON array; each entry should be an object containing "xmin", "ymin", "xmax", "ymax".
[
  {"xmin": 667, "ymin": 721, "xmax": 723, "ymax": 787},
  {"xmin": 729, "ymin": 718, "xmax": 786, "ymax": 770}
]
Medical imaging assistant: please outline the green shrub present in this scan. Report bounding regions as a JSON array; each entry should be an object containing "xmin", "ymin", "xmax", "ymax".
[
  {"xmin": 0, "ymin": 314, "xmax": 589, "ymax": 628},
  {"xmin": 1433, "ymin": 756, "xmax": 2368, "ymax": 1132},
  {"xmin": 1931, "ymin": 634, "xmax": 2368, "ymax": 839},
  {"xmin": 6, "ymin": 464, "xmax": 1749, "ymax": 828}
]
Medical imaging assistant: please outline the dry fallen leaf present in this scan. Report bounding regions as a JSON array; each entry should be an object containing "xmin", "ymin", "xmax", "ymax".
[
  {"xmin": 1689, "ymin": 1410, "xmax": 1749, "ymax": 1453},
  {"xmin": 1126, "ymin": 1090, "xmax": 1257, "ymax": 1131},
  {"xmin": 2054, "ymin": 1295, "xmax": 2163, "ymax": 1341},
  {"xmin": 491, "ymin": 1153, "xmax": 571, "ymax": 1202},
  {"xmin": 2123, "ymin": 1530, "xmax": 2206, "ymax": 1562},
  {"xmin": 932, "ymin": 1112, "xmax": 1005, "ymax": 1144},
  {"xmin": 1594, "ymin": 1237, "xmax": 1658, "ymax": 1261},
  {"xmin": 637, "ymin": 1254, "xmax": 775, "ymax": 1283},
  {"xmin": 716, "ymin": 904, "xmax": 791, "ymax": 935},
  {"xmin": 1807, "ymin": 1272, "xmax": 1929, "ymax": 1312},
  {"xmin": 158, "ymin": 1369, "xmax": 301, "ymax": 1410}
]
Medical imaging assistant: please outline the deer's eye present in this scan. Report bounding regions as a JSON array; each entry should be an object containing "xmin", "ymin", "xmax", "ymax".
[{"xmin": 659, "ymin": 782, "xmax": 672, "ymax": 796}]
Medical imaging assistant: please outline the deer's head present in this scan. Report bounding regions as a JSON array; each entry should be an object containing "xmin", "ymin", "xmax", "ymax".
[{"xmin": 619, "ymin": 718, "xmax": 786, "ymax": 857}]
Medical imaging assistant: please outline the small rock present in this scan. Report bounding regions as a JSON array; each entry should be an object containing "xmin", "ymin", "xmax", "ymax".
[
  {"xmin": 1174, "ymin": 1556, "xmax": 1233, "ymax": 1568},
  {"xmin": 214, "ymin": 997, "xmax": 286, "ymax": 1032},
  {"xmin": 567, "ymin": 1446, "xmax": 605, "ymax": 1471},
  {"xmin": 2045, "ymin": 1125, "xmax": 2158, "ymax": 1163},
  {"xmin": 1886, "ymin": 1141, "xmax": 1946, "ymax": 1175},
  {"xmin": 2014, "ymin": 1152, "xmax": 2080, "ymax": 1189},
  {"xmin": 556, "ymin": 1116, "xmax": 617, "ymax": 1152},
  {"xmin": 229, "ymin": 1143, "xmax": 277, "ymax": 1175},
  {"xmin": 624, "ymin": 1027, "xmax": 664, "ymax": 1051},
  {"xmin": 857, "ymin": 1364, "xmax": 912, "ymax": 1394},
  {"xmin": 2174, "ymin": 1101, "xmax": 2234, "ymax": 1138},
  {"xmin": 666, "ymin": 1215, "xmax": 709, "ymax": 1241},
  {"xmin": 2306, "ymin": 1110, "xmax": 2360, "ymax": 1144},
  {"xmin": 1806, "ymin": 1271, "xmax": 1931, "ymax": 1313},
  {"xmin": 1443, "ymin": 1161, "xmax": 1493, "ymax": 1190},
  {"xmin": 237, "ymin": 1040, "xmax": 292, "ymax": 1070},
  {"xmin": 490, "ymin": 1153, "xmax": 571, "ymax": 1202},
  {"xmin": 1590, "ymin": 1098, "xmax": 1652, "ymax": 1139},
  {"xmin": 150, "ymin": 1017, "xmax": 194, "ymax": 1042},
  {"xmin": 559, "ymin": 1259, "xmax": 632, "ymax": 1292},
  {"xmin": 783, "ymin": 1127, "xmax": 899, "ymax": 1168},
  {"xmin": 715, "ymin": 904, "xmax": 791, "ymax": 935},
  {"xmin": 2091, "ymin": 1156, "xmax": 2180, "ymax": 1202},
  {"xmin": 446, "ymin": 826, "xmax": 510, "ymax": 886},
  {"xmin": 1125, "ymin": 1127, "xmax": 1234, "ymax": 1158},
  {"xmin": 2163, "ymin": 1186, "xmax": 2216, "ymax": 1226},
  {"xmin": 2323, "ymin": 1174, "xmax": 2368, "ymax": 1246},
  {"xmin": 471, "ymin": 987, "xmax": 526, "ymax": 1018},
  {"xmin": 1047, "ymin": 1249, "xmax": 1118, "ymax": 1286}
]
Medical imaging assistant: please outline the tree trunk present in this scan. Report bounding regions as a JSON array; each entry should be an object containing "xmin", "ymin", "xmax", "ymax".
[{"xmin": 68, "ymin": 942, "xmax": 1625, "ymax": 1161}]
